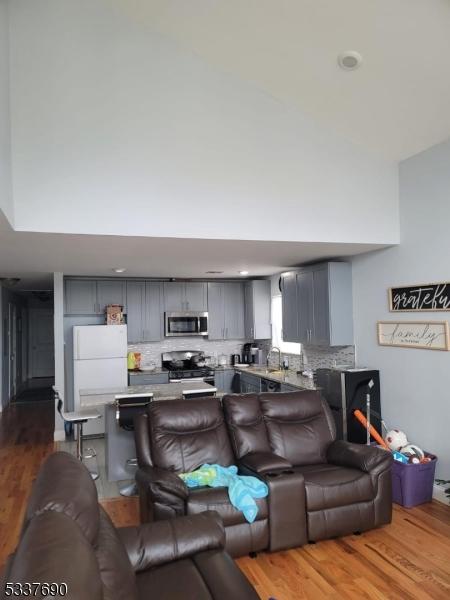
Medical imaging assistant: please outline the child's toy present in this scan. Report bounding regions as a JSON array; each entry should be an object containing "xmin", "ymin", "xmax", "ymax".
[
  {"xmin": 385, "ymin": 429, "xmax": 408, "ymax": 452},
  {"xmin": 392, "ymin": 451, "xmax": 409, "ymax": 464},
  {"xmin": 353, "ymin": 410, "xmax": 389, "ymax": 449},
  {"xmin": 401, "ymin": 444, "xmax": 425, "ymax": 464}
]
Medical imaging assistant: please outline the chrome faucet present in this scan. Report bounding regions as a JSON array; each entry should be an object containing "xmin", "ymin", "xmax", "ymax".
[{"xmin": 268, "ymin": 346, "xmax": 282, "ymax": 371}]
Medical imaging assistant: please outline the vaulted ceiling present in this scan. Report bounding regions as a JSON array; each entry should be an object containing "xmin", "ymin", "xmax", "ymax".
[{"xmin": 112, "ymin": 0, "xmax": 450, "ymax": 161}]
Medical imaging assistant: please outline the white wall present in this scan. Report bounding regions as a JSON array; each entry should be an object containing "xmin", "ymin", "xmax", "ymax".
[
  {"xmin": 9, "ymin": 0, "xmax": 399, "ymax": 245},
  {"xmin": 0, "ymin": 0, "xmax": 13, "ymax": 225},
  {"xmin": 352, "ymin": 138, "xmax": 450, "ymax": 478}
]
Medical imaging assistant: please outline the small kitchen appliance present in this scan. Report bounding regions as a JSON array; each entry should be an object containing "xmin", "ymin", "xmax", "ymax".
[
  {"xmin": 165, "ymin": 312, "xmax": 208, "ymax": 337},
  {"xmin": 231, "ymin": 353, "xmax": 241, "ymax": 366},
  {"xmin": 242, "ymin": 343, "xmax": 253, "ymax": 364}
]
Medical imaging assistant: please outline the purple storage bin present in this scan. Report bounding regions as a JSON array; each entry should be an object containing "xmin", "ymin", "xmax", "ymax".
[{"xmin": 391, "ymin": 453, "xmax": 437, "ymax": 508}]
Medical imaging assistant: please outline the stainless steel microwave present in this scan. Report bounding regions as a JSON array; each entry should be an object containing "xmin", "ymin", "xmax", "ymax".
[{"xmin": 165, "ymin": 312, "xmax": 208, "ymax": 337}]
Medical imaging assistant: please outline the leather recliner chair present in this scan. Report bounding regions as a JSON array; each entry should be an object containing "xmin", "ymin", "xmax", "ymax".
[
  {"xmin": 134, "ymin": 398, "xmax": 271, "ymax": 558},
  {"xmin": 223, "ymin": 391, "xmax": 393, "ymax": 542},
  {"xmin": 1, "ymin": 452, "xmax": 259, "ymax": 600}
]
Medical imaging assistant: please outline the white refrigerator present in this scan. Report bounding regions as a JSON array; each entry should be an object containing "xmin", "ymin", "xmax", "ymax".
[{"xmin": 73, "ymin": 325, "xmax": 128, "ymax": 436}]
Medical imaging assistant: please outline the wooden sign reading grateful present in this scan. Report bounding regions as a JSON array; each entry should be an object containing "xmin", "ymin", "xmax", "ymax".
[{"xmin": 389, "ymin": 282, "xmax": 450, "ymax": 311}]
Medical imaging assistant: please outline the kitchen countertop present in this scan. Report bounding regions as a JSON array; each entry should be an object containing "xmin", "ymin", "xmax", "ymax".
[
  {"xmin": 80, "ymin": 381, "xmax": 221, "ymax": 407},
  {"xmin": 128, "ymin": 368, "xmax": 168, "ymax": 375},
  {"xmin": 234, "ymin": 366, "xmax": 319, "ymax": 391}
]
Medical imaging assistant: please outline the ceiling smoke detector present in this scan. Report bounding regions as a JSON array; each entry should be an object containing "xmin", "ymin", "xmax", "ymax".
[
  {"xmin": 113, "ymin": 268, "xmax": 126, "ymax": 273},
  {"xmin": 337, "ymin": 51, "xmax": 363, "ymax": 71},
  {"xmin": 239, "ymin": 270, "xmax": 249, "ymax": 276}
]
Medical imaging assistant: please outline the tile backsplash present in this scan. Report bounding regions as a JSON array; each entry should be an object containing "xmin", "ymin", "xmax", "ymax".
[
  {"xmin": 264, "ymin": 343, "xmax": 355, "ymax": 372},
  {"xmin": 128, "ymin": 337, "xmax": 355, "ymax": 371},
  {"xmin": 128, "ymin": 337, "xmax": 251, "ymax": 367}
]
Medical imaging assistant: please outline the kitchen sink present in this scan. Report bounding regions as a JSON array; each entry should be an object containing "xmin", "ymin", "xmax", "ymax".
[{"xmin": 249, "ymin": 367, "xmax": 284, "ymax": 375}]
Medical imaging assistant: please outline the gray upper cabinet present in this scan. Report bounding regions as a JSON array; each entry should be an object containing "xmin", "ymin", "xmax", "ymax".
[
  {"xmin": 144, "ymin": 282, "xmax": 163, "ymax": 342},
  {"xmin": 311, "ymin": 266, "xmax": 330, "ymax": 345},
  {"xmin": 65, "ymin": 278, "xmax": 126, "ymax": 315},
  {"xmin": 296, "ymin": 270, "xmax": 314, "ymax": 344},
  {"xmin": 281, "ymin": 273, "xmax": 298, "ymax": 342},
  {"xmin": 281, "ymin": 262, "xmax": 353, "ymax": 347},
  {"xmin": 126, "ymin": 282, "xmax": 146, "ymax": 343},
  {"xmin": 244, "ymin": 280, "xmax": 271, "ymax": 340},
  {"xmin": 163, "ymin": 282, "xmax": 207, "ymax": 312},
  {"xmin": 184, "ymin": 282, "xmax": 207, "ymax": 311},
  {"xmin": 97, "ymin": 280, "xmax": 127, "ymax": 313},
  {"xmin": 207, "ymin": 283, "xmax": 224, "ymax": 340},
  {"xmin": 163, "ymin": 282, "xmax": 185, "ymax": 312},
  {"xmin": 65, "ymin": 280, "xmax": 98, "ymax": 314},
  {"xmin": 223, "ymin": 283, "xmax": 245, "ymax": 340},
  {"xmin": 126, "ymin": 281, "xmax": 163, "ymax": 343},
  {"xmin": 207, "ymin": 282, "xmax": 245, "ymax": 340}
]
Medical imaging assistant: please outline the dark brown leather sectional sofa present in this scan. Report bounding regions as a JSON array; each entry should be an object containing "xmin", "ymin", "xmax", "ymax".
[
  {"xmin": 135, "ymin": 390, "xmax": 393, "ymax": 556},
  {"xmin": 2, "ymin": 452, "xmax": 259, "ymax": 600}
]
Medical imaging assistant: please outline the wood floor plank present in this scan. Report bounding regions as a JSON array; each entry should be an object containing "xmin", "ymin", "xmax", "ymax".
[{"xmin": 1, "ymin": 396, "xmax": 449, "ymax": 600}]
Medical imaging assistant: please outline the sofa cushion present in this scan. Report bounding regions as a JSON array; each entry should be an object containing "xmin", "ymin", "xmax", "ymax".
[
  {"xmin": 260, "ymin": 392, "xmax": 335, "ymax": 466},
  {"xmin": 293, "ymin": 464, "xmax": 374, "ymax": 511},
  {"xmin": 6, "ymin": 511, "xmax": 104, "ymax": 600},
  {"xmin": 23, "ymin": 451, "xmax": 100, "ymax": 544},
  {"xmin": 136, "ymin": 559, "xmax": 213, "ymax": 600},
  {"xmin": 186, "ymin": 487, "xmax": 268, "ymax": 527},
  {"xmin": 222, "ymin": 394, "xmax": 270, "ymax": 458},
  {"xmin": 148, "ymin": 399, "xmax": 234, "ymax": 473},
  {"xmin": 95, "ymin": 507, "xmax": 138, "ymax": 600}
]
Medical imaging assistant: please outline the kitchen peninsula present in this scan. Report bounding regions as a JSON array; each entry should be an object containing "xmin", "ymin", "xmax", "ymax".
[{"xmin": 79, "ymin": 380, "xmax": 221, "ymax": 408}]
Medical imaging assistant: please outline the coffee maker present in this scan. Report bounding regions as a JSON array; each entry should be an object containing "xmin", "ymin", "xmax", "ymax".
[{"xmin": 242, "ymin": 343, "xmax": 253, "ymax": 364}]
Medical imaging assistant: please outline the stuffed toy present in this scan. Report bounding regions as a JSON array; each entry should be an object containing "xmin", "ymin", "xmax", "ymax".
[
  {"xmin": 385, "ymin": 429, "xmax": 408, "ymax": 452},
  {"xmin": 401, "ymin": 444, "xmax": 425, "ymax": 464}
]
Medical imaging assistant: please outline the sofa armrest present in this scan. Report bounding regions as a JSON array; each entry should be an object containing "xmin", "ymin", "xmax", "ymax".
[
  {"xmin": 239, "ymin": 451, "xmax": 292, "ymax": 475},
  {"xmin": 118, "ymin": 511, "xmax": 225, "ymax": 572},
  {"xmin": 136, "ymin": 466, "xmax": 188, "ymax": 520},
  {"xmin": 327, "ymin": 440, "xmax": 392, "ymax": 474}
]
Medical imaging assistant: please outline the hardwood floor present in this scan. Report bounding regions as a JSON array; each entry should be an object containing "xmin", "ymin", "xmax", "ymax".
[{"xmin": 1, "ymin": 399, "xmax": 449, "ymax": 599}]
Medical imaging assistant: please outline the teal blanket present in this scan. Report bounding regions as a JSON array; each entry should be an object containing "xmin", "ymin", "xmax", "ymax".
[{"xmin": 180, "ymin": 464, "xmax": 268, "ymax": 523}]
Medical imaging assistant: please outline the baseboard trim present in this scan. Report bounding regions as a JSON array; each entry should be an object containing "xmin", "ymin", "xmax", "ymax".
[
  {"xmin": 54, "ymin": 429, "xmax": 66, "ymax": 442},
  {"xmin": 433, "ymin": 483, "xmax": 450, "ymax": 506}
]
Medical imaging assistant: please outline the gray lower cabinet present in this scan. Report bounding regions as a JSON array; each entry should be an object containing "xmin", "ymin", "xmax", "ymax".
[
  {"xmin": 280, "ymin": 383, "xmax": 300, "ymax": 392},
  {"xmin": 207, "ymin": 282, "xmax": 245, "ymax": 340},
  {"xmin": 128, "ymin": 371, "xmax": 169, "ymax": 385},
  {"xmin": 244, "ymin": 280, "xmax": 271, "ymax": 340},
  {"xmin": 163, "ymin": 282, "xmax": 207, "ymax": 312},
  {"xmin": 127, "ymin": 281, "xmax": 163, "ymax": 342},
  {"xmin": 238, "ymin": 372, "xmax": 261, "ymax": 393},
  {"xmin": 64, "ymin": 279, "xmax": 98, "ymax": 314},
  {"xmin": 281, "ymin": 262, "xmax": 353, "ymax": 346},
  {"xmin": 214, "ymin": 369, "xmax": 236, "ymax": 394}
]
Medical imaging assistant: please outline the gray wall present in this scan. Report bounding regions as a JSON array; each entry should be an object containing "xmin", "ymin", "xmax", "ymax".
[
  {"xmin": 1, "ymin": 286, "xmax": 28, "ymax": 407},
  {"xmin": 352, "ymin": 138, "xmax": 450, "ymax": 478}
]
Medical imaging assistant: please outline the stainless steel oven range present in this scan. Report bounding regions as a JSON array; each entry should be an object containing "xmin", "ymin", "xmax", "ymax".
[{"xmin": 162, "ymin": 350, "xmax": 214, "ymax": 384}]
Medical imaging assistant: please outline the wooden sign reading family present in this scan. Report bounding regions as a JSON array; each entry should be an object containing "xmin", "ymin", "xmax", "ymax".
[{"xmin": 389, "ymin": 282, "xmax": 450, "ymax": 311}]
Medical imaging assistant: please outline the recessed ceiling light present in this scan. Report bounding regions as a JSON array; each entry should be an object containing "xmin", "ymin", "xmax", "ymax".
[
  {"xmin": 239, "ymin": 270, "xmax": 249, "ymax": 276},
  {"xmin": 337, "ymin": 51, "xmax": 363, "ymax": 71},
  {"xmin": 113, "ymin": 268, "xmax": 126, "ymax": 273},
  {"xmin": 205, "ymin": 270, "xmax": 224, "ymax": 274}
]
